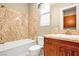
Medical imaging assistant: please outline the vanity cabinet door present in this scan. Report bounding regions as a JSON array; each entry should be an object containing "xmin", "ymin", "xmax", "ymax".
[
  {"xmin": 59, "ymin": 46, "xmax": 72, "ymax": 56},
  {"xmin": 44, "ymin": 38, "xmax": 60, "ymax": 56},
  {"xmin": 44, "ymin": 44, "xmax": 58, "ymax": 56},
  {"xmin": 44, "ymin": 38, "xmax": 53, "ymax": 56}
]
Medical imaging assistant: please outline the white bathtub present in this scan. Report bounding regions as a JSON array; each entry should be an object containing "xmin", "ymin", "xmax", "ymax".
[{"xmin": 0, "ymin": 39, "xmax": 36, "ymax": 56}]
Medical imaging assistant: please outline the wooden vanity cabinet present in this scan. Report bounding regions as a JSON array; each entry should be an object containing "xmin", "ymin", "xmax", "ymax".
[{"xmin": 44, "ymin": 37, "xmax": 79, "ymax": 56}]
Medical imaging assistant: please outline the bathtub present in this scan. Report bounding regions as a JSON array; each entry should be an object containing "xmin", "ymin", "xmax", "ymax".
[{"xmin": 0, "ymin": 39, "xmax": 36, "ymax": 56}]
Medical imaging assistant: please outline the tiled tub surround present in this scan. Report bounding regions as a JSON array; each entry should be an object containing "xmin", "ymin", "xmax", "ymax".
[
  {"xmin": 28, "ymin": 4, "xmax": 38, "ymax": 40},
  {"xmin": 0, "ymin": 7, "xmax": 28, "ymax": 43},
  {"xmin": 0, "ymin": 4, "xmax": 39, "ymax": 43}
]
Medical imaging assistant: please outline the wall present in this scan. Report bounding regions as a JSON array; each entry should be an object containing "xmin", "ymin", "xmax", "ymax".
[
  {"xmin": 28, "ymin": 4, "xmax": 39, "ymax": 40},
  {"xmin": 0, "ymin": 4, "xmax": 29, "ymax": 43},
  {"xmin": 51, "ymin": 3, "xmax": 77, "ymax": 31},
  {"xmin": 38, "ymin": 3, "xmax": 78, "ymax": 35},
  {"xmin": 0, "ymin": 3, "xmax": 28, "ymax": 13},
  {"xmin": 38, "ymin": 4, "xmax": 52, "ymax": 35}
]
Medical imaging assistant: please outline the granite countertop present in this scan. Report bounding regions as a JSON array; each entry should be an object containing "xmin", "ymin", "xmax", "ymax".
[{"xmin": 44, "ymin": 34, "xmax": 79, "ymax": 43}]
